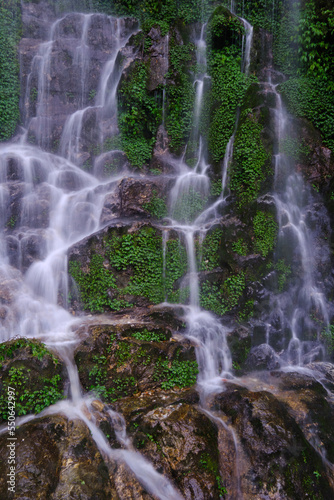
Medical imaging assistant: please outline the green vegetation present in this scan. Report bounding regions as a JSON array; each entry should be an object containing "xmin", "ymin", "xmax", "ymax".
[
  {"xmin": 210, "ymin": 179, "xmax": 223, "ymax": 197},
  {"xmin": 279, "ymin": 137, "xmax": 311, "ymax": 161},
  {"xmin": 172, "ymin": 187, "xmax": 207, "ymax": 223},
  {"xmin": 153, "ymin": 357, "xmax": 198, "ymax": 390},
  {"xmin": 253, "ymin": 211, "xmax": 278, "ymax": 257},
  {"xmin": 166, "ymin": 41, "xmax": 195, "ymax": 153},
  {"xmin": 321, "ymin": 324, "xmax": 334, "ymax": 356},
  {"xmin": 238, "ymin": 299, "xmax": 254, "ymax": 321},
  {"xmin": 207, "ymin": 9, "xmax": 250, "ymax": 165},
  {"xmin": 118, "ymin": 61, "xmax": 161, "ymax": 167},
  {"xmin": 0, "ymin": 0, "xmax": 21, "ymax": 141},
  {"xmin": 0, "ymin": 368, "xmax": 63, "ymax": 420},
  {"xmin": 107, "ymin": 228, "xmax": 164, "ymax": 303},
  {"xmin": 274, "ymin": 259, "xmax": 291, "ymax": 292},
  {"xmin": 0, "ymin": 339, "xmax": 64, "ymax": 420},
  {"xmin": 231, "ymin": 110, "xmax": 270, "ymax": 207},
  {"xmin": 275, "ymin": 0, "xmax": 334, "ymax": 151},
  {"xmin": 0, "ymin": 338, "xmax": 59, "ymax": 364},
  {"xmin": 279, "ymin": 77, "xmax": 334, "ymax": 151},
  {"xmin": 199, "ymin": 453, "xmax": 227, "ymax": 496},
  {"xmin": 200, "ymin": 272, "xmax": 245, "ymax": 316},
  {"xmin": 232, "ymin": 238, "xmax": 248, "ymax": 256},
  {"xmin": 164, "ymin": 238, "xmax": 188, "ymax": 302},
  {"xmin": 132, "ymin": 328, "xmax": 168, "ymax": 342},
  {"xmin": 143, "ymin": 190, "xmax": 167, "ymax": 218},
  {"xmin": 200, "ymin": 229, "xmax": 221, "ymax": 271},
  {"xmin": 92, "ymin": 0, "xmax": 215, "ymax": 24},
  {"xmin": 69, "ymin": 228, "xmax": 189, "ymax": 311},
  {"xmin": 69, "ymin": 254, "xmax": 118, "ymax": 312}
]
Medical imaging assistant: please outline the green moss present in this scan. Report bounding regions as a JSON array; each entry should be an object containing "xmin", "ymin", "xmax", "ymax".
[
  {"xmin": 199, "ymin": 229, "xmax": 221, "ymax": 271},
  {"xmin": 164, "ymin": 238, "xmax": 188, "ymax": 302},
  {"xmin": 253, "ymin": 211, "xmax": 278, "ymax": 257},
  {"xmin": 0, "ymin": 367, "xmax": 63, "ymax": 420},
  {"xmin": 232, "ymin": 238, "xmax": 248, "ymax": 256},
  {"xmin": 279, "ymin": 77, "xmax": 334, "ymax": 151},
  {"xmin": 231, "ymin": 110, "xmax": 270, "ymax": 207},
  {"xmin": 0, "ymin": 0, "xmax": 21, "ymax": 141},
  {"xmin": 199, "ymin": 452, "xmax": 227, "ymax": 496},
  {"xmin": 172, "ymin": 187, "xmax": 208, "ymax": 223},
  {"xmin": 0, "ymin": 338, "xmax": 58, "ymax": 363},
  {"xmin": 132, "ymin": 328, "xmax": 168, "ymax": 342},
  {"xmin": 69, "ymin": 254, "xmax": 118, "ymax": 312},
  {"xmin": 107, "ymin": 227, "xmax": 164, "ymax": 304},
  {"xmin": 166, "ymin": 41, "xmax": 195, "ymax": 153},
  {"xmin": 207, "ymin": 48, "xmax": 250, "ymax": 164},
  {"xmin": 69, "ymin": 227, "xmax": 189, "ymax": 311},
  {"xmin": 118, "ymin": 61, "xmax": 161, "ymax": 167},
  {"xmin": 274, "ymin": 259, "xmax": 291, "ymax": 292},
  {"xmin": 200, "ymin": 272, "xmax": 245, "ymax": 316},
  {"xmin": 153, "ymin": 358, "xmax": 198, "ymax": 389},
  {"xmin": 143, "ymin": 190, "xmax": 168, "ymax": 219}
]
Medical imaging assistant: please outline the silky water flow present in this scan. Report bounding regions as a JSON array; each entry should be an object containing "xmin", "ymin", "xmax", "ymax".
[{"xmin": 0, "ymin": 4, "xmax": 333, "ymax": 499}]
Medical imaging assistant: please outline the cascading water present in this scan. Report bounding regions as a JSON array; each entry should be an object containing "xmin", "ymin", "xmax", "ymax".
[
  {"xmin": 262, "ymin": 79, "xmax": 330, "ymax": 367},
  {"xmin": 0, "ymin": 10, "xmax": 184, "ymax": 499},
  {"xmin": 164, "ymin": 14, "xmax": 254, "ymax": 397}
]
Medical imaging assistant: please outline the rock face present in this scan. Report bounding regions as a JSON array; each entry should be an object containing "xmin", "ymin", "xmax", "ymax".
[
  {"xmin": 0, "ymin": 415, "xmax": 115, "ymax": 499},
  {"xmin": 74, "ymin": 320, "xmax": 197, "ymax": 400},
  {"xmin": 210, "ymin": 379, "xmax": 334, "ymax": 499},
  {"xmin": 0, "ymin": 338, "xmax": 65, "ymax": 424},
  {"xmin": 19, "ymin": 4, "xmax": 138, "ymax": 157}
]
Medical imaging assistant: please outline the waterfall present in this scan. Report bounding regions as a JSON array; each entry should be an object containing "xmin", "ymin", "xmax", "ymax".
[
  {"xmin": 0, "ymin": 10, "xmax": 183, "ymax": 499},
  {"xmin": 266, "ymin": 82, "xmax": 330, "ymax": 366}
]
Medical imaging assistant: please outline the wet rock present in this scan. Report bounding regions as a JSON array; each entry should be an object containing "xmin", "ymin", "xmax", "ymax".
[
  {"xmin": 146, "ymin": 28, "xmax": 169, "ymax": 91},
  {"xmin": 111, "ymin": 388, "xmax": 220, "ymax": 499},
  {"xmin": 119, "ymin": 177, "xmax": 168, "ymax": 218},
  {"xmin": 0, "ymin": 338, "xmax": 65, "ymax": 424},
  {"xmin": 0, "ymin": 415, "xmax": 115, "ymax": 500},
  {"xmin": 0, "ymin": 267, "xmax": 23, "ymax": 305},
  {"xmin": 94, "ymin": 150, "xmax": 130, "ymax": 179},
  {"xmin": 227, "ymin": 325, "xmax": 251, "ymax": 374},
  {"xmin": 211, "ymin": 383, "xmax": 334, "ymax": 499},
  {"xmin": 245, "ymin": 343, "xmax": 280, "ymax": 371},
  {"xmin": 74, "ymin": 322, "xmax": 197, "ymax": 401},
  {"xmin": 272, "ymin": 370, "xmax": 334, "ymax": 463}
]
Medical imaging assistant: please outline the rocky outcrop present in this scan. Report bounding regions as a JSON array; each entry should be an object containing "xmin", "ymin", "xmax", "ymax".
[
  {"xmin": 0, "ymin": 338, "xmax": 65, "ymax": 424},
  {"xmin": 74, "ymin": 320, "xmax": 197, "ymax": 401}
]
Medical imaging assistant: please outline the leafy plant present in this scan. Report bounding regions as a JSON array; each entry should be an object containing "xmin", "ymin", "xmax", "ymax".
[
  {"xmin": 0, "ymin": 0, "xmax": 21, "ymax": 141},
  {"xmin": 253, "ymin": 211, "xmax": 278, "ymax": 257},
  {"xmin": 143, "ymin": 190, "xmax": 167, "ymax": 218},
  {"xmin": 153, "ymin": 357, "xmax": 198, "ymax": 389}
]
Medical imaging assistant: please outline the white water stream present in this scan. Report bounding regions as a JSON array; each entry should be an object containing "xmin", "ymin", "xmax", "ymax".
[{"xmin": 0, "ymin": 11, "xmax": 183, "ymax": 499}]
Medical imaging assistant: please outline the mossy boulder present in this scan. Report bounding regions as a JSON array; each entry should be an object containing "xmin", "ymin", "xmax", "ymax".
[
  {"xmin": 74, "ymin": 322, "xmax": 198, "ymax": 402},
  {"xmin": 68, "ymin": 222, "xmax": 188, "ymax": 313},
  {"xmin": 0, "ymin": 338, "xmax": 65, "ymax": 423}
]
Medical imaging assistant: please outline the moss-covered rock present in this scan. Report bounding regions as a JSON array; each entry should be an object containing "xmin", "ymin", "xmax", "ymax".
[
  {"xmin": 0, "ymin": 338, "xmax": 65, "ymax": 423},
  {"xmin": 68, "ymin": 222, "xmax": 189, "ymax": 312},
  {"xmin": 74, "ymin": 321, "xmax": 198, "ymax": 402}
]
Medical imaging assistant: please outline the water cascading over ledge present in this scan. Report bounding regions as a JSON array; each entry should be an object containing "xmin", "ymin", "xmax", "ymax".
[{"xmin": 0, "ymin": 0, "xmax": 334, "ymax": 499}]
